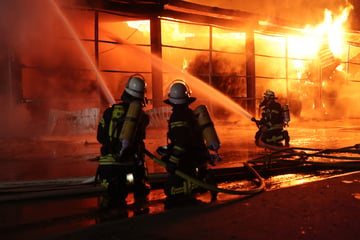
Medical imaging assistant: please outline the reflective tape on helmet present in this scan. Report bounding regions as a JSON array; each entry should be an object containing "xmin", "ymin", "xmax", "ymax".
[
  {"xmin": 170, "ymin": 121, "xmax": 189, "ymax": 129},
  {"xmin": 167, "ymin": 80, "xmax": 191, "ymax": 104}
]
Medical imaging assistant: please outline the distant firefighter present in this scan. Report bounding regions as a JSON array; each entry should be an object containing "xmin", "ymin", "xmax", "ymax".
[
  {"xmin": 160, "ymin": 79, "xmax": 219, "ymax": 208},
  {"xmin": 96, "ymin": 74, "xmax": 150, "ymax": 213},
  {"xmin": 251, "ymin": 89, "xmax": 290, "ymax": 147}
]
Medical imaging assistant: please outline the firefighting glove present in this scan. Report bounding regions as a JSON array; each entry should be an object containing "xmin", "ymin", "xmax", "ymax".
[
  {"xmin": 212, "ymin": 153, "xmax": 222, "ymax": 163},
  {"xmin": 251, "ymin": 117, "xmax": 260, "ymax": 127},
  {"xmin": 116, "ymin": 139, "xmax": 130, "ymax": 161},
  {"xmin": 208, "ymin": 152, "xmax": 222, "ymax": 166},
  {"xmin": 208, "ymin": 141, "xmax": 220, "ymax": 152},
  {"xmin": 156, "ymin": 146, "xmax": 168, "ymax": 157}
]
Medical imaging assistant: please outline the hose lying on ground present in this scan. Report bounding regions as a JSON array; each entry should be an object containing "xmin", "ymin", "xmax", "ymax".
[
  {"xmin": 3, "ymin": 145, "xmax": 357, "ymax": 201},
  {"xmin": 144, "ymin": 149, "xmax": 265, "ymax": 195},
  {"xmin": 249, "ymin": 144, "xmax": 360, "ymax": 169}
]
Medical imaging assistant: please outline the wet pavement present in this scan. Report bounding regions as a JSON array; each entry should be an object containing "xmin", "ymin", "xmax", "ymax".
[
  {"xmin": 0, "ymin": 118, "xmax": 360, "ymax": 239},
  {"xmin": 41, "ymin": 170, "xmax": 360, "ymax": 240}
]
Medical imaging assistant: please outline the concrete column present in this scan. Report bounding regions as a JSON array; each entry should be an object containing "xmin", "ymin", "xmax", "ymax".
[
  {"xmin": 245, "ymin": 30, "xmax": 256, "ymax": 115},
  {"xmin": 150, "ymin": 17, "xmax": 163, "ymax": 108}
]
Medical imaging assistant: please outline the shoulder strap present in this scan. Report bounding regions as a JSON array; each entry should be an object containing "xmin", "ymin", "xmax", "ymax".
[{"xmin": 109, "ymin": 104, "xmax": 126, "ymax": 141}]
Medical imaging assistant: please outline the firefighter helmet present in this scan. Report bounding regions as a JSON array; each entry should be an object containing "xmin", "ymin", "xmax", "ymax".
[
  {"xmin": 264, "ymin": 89, "xmax": 277, "ymax": 100},
  {"xmin": 164, "ymin": 80, "xmax": 196, "ymax": 105},
  {"xmin": 125, "ymin": 74, "xmax": 147, "ymax": 100}
]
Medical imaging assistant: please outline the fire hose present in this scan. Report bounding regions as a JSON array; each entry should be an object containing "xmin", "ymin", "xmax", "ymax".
[
  {"xmin": 248, "ymin": 144, "xmax": 360, "ymax": 169},
  {"xmin": 144, "ymin": 149, "xmax": 265, "ymax": 195}
]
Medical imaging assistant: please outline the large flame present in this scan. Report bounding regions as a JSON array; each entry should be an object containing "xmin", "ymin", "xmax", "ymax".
[
  {"xmin": 124, "ymin": 5, "xmax": 352, "ymax": 75},
  {"xmin": 120, "ymin": 4, "xmax": 355, "ymax": 118},
  {"xmin": 297, "ymin": 4, "xmax": 353, "ymax": 59}
]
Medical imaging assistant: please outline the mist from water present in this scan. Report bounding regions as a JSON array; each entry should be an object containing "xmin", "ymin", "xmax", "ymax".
[
  {"xmin": 50, "ymin": 0, "xmax": 115, "ymax": 106},
  {"xmin": 107, "ymin": 33, "xmax": 254, "ymax": 121},
  {"xmin": 1, "ymin": 0, "xmax": 358, "ymax": 139},
  {"xmin": 0, "ymin": 0, "xmax": 113, "ymax": 137}
]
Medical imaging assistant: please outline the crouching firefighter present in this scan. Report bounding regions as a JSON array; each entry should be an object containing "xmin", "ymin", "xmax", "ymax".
[
  {"xmin": 251, "ymin": 89, "xmax": 290, "ymax": 147},
  {"xmin": 96, "ymin": 74, "xmax": 150, "ymax": 211},
  {"xmin": 161, "ymin": 80, "xmax": 220, "ymax": 208}
]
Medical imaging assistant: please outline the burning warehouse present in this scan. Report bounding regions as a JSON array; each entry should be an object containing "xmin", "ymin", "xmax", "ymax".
[
  {"xmin": 0, "ymin": 0, "xmax": 360, "ymax": 136},
  {"xmin": 1, "ymin": 2, "xmax": 360, "ymax": 238}
]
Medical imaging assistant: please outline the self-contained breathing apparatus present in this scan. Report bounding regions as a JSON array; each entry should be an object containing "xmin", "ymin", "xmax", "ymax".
[
  {"xmin": 194, "ymin": 104, "xmax": 222, "ymax": 165},
  {"xmin": 282, "ymin": 104, "xmax": 290, "ymax": 126},
  {"xmin": 118, "ymin": 100, "xmax": 143, "ymax": 158},
  {"xmin": 194, "ymin": 105, "xmax": 220, "ymax": 152}
]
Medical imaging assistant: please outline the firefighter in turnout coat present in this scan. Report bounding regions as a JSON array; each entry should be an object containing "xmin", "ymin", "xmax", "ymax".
[
  {"xmin": 252, "ymin": 89, "xmax": 290, "ymax": 147},
  {"xmin": 162, "ymin": 80, "xmax": 219, "ymax": 208},
  {"xmin": 96, "ymin": 74, "xmax": 150, "ymax": 211}
]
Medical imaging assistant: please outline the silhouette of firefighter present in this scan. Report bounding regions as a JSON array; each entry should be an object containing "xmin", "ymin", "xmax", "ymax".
[{"xmin": 251, "ymin": 89, "xmax": 290, "ymax": 147}]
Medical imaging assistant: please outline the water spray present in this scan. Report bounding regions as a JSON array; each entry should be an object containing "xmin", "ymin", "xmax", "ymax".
[
  {"xmin": 49, "ymin": 0, "xmax": 115, "ymax": 106},
  {"xmin": 106, "ymin": 32, "xmax": 254, "ymax": 120}
]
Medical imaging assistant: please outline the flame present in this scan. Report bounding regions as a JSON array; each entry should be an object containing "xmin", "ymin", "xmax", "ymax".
[
  {"xmin": 311, "ymin": 5, "xmax": 353, "ymax": 58},
  {"xmin": 296, "ymin": 4, "xmax": 352, "ymax": 62},
  {"xmin": 122, "ymin": 5, "xmax": 353, "ymax": 117},
  {"xmin": 213, "ymin": 32, "xmax": 245, "ymax": 39},
  {"xmin": 124, "ymin": 4, "xmax": 352, "ymax": 63},
  {"xmin": 126, "ymin": 20, "xmax": 150, "ymax": 33},
  {"xmin": 126, "ymin": 20, "xmax": 195, "ymax": 41}
]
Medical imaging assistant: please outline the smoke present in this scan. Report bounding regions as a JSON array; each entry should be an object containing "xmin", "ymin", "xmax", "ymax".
[
  {"xmin": 0, "ymin": 0, "xmax": 101, "ymax": 137},
  {"xmin": 189, "ymin": 0, "xmax": 354, "ymax": 28},
  {"xmin": 187, "ymin": 53, "xmax": 247, "ymax": 120}
]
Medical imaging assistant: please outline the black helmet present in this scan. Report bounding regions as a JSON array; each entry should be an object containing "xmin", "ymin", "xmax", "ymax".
[{"xmin": 164, "ymin": 79, "xmax": 196, "ymax": 105}]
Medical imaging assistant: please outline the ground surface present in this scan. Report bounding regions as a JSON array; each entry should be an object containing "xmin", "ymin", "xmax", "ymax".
[
  {"xmin": 42, "ymin": 171, "xmax": 360, "ymax": 240},
  {"xmin": 1, "ymin": 118, "xmax": 360, "ymax": 240}
]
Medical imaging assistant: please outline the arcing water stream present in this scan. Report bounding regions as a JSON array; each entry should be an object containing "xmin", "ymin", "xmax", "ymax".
[
  {"xmin": 52, "ymin": 0, "xmax": 254, "ymax": 121},
  {"xmin": 105, "ymin": 32, "xmax": 255, "ymax": 120},
  {"xmin": 50, "ymin": 0, "xmax": 115, "ymax": 106}
]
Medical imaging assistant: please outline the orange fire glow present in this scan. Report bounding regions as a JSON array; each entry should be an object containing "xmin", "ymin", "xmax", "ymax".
[
  {"xmin": 113, "ymin": 4, "xmax": 356, "ymax": 118},
  {"xmin": 259, "ymin": 4, "xmax": 353, "ymax": 61},
  {"xmin": 126, "ymin": 20, "xmax": 150, "ymax": 33},
  {"xmin": 299, "ymin": 4, "xmax": 353, "ymax": 59},
  {"xmin": 124, "ymin": 5, "xmax": 353, "ymax": 77},
  {"xmin": 126, "ymin": 20, "xmax": 195, "ymax": 41}
]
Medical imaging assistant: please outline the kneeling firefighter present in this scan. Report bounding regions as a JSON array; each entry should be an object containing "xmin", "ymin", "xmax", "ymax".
[
  {"xmin": 96, "ymin": 74, "xmax": 150, "ymax": 210},
  {"xmin": 162, "ymin": 80, "xmax": 220, "ymax": 207},
  {"xmin": 251, "ymin": 89, "xmax": 290, "ymax": 147}
]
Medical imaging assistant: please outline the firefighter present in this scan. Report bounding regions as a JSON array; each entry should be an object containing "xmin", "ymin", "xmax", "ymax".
[
  {"xmin": 96, "ymin": 74, "xmax": 150, "ymax": 212},
  {"xmin": 162, "ymin": 80, "xmax": 218, "ymax": 208},
  {"xmin": 251, "ymin": 89, "xmax": 290, "ymax": 147}
]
